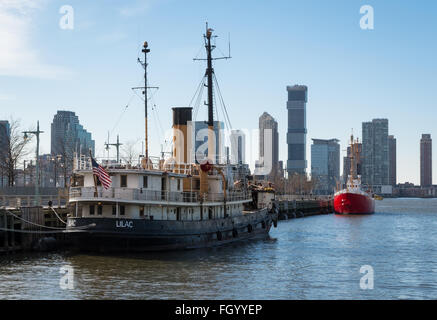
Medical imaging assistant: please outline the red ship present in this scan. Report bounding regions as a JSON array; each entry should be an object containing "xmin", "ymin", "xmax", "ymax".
[{"xmin": 334, "ymin": 135, "xmax": 375, "ymax": 215}]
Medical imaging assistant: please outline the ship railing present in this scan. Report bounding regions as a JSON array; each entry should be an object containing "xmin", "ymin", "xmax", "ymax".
[
  {"xmin": 0, "ymin": 194, "xmax": 68, "ymax": 208},
  {"xmin": 69, "ymin": 187, "xmax": 198, "ymax": 203},
  {"xmin": 162, "ymin": 162, "xmax": 194, "ymax": 175},
  {"xmin": 73, "ymin": 155, "xmax": 162, "ymax": 171},
  {"xmin": 202, "ymin": 191, "xmax": 251, "ymax": 202}
]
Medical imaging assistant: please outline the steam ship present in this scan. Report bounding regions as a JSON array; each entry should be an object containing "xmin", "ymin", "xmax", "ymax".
[
  {"xmin": 334, "ymin": 135, "xmax": 375, "ymax": 215},
  {"xmin": 65, "ymin": 25, "xmax": 278, "ymax": 252}
]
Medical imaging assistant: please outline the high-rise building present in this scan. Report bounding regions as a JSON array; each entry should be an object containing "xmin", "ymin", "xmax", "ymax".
[
  {"xmin": 0, "ymin": 120, "xmax": 11, "ymax": 187},
  {"xmin": 388, "ymin": 135, "xmax": 397, "ymax": 186},
  {"xmin": 362, "ymin": 119, "xmax": 389, "ymax": 187},
  {"xmin": 257, "ymin": 112, "xmax": 279, "ymax": 178},
  {"xmin": 286, "ymin": 85, "xmax": 307, "ymax": 176},
  {"xmin": 229, "ymin": 129, "xmax": 245, "ymax": 165},
  {"xmin": 0, "ymin": 120, "xmax": 10, "ymax": 154},
  {"xmin": 189, "ymin": 120, "xmax": 224, "ymax": 164},
  {"xmin": 51, "ymin": 111, "xmax": 95, "ymax": 158},
  {"xmin": 420, "ymin": 134, "xmax": 432, "ymax": 187},
  {"xmin": 343, "ymin": 142, "xmax": 362, "ymax": 184},
  {"xmin": 311, "ymin": 139, "xmax": 340, "ymax": 194}
]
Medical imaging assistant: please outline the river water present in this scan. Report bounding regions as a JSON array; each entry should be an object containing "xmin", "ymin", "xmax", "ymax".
[{"xmin": 1, "ymin": 198, "xmax": 436, "ymax": 299}]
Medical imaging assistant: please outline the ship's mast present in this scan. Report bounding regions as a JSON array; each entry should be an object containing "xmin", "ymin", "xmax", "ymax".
[
  {"xmin": 193, "ymin": 23, "xmax": 231, "ymax": 164},
  {"xmin": 349, "ymin": 134, "xmax": 357, "ymax": 181},
  {"xmin": 205, "ymin": 26, "xmax": 215, "ymax": 162},
  {"xmin": 355, "ymin": 137, "xmax": 360, "ymax": 176},
  {"xmin": 134, "ymin": 42, "xmax": 158, "ymax": 164},
  {"xmin": 105, "ymin": 134, "xmax": 123, "ymax": 163},
  {"xmin": 206, "ymin": 27, "xmax": 214, "ymax": 128},
  {"xmin": 142, "ymin": 42, "xmax": 150, "ymax": 161}
]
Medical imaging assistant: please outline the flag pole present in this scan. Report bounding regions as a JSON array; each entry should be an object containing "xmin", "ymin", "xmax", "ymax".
[{"xmin": 90, "ymin": 149, "xmax": 98, "ymax": 197}]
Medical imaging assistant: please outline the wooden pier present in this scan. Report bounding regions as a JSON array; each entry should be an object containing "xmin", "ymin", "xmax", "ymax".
[
  {"xmin": 0, "ymin": 195, "xmax": 69, "ymax": 254},
  {"xmin": 274, "ymin": 197, "xmax": 334, "ymax": 220}
]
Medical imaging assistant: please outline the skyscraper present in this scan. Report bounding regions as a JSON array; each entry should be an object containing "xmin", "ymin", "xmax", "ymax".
[
  {"xmin": 257, "ymin": 112, "xmax": 279, "ymax": 177},
  {"xmin": 420, "ymin": 134, "xmax": 432, "ymax": 187},
  {"xmin": 51, "ymin": 111, "xmax": 95, "ymax": 158},
  {"xmin": 0, "ymin": 120, "xmax": 10, "ymax": 155},
  {"xmin": 311, "ymin": 139, "xmax": 340, "ymax": 194},
  {"xmin": 189, "ymin": 120, "xmax": 224, "ymax": 164},
  {"xmin": 388, "ymin": 135, "xmax": 397, "ymax": 186},
  {"xmin": 286, "ymin": 85, "xmax": 307, "ymax": 176},
  {"xmin": 0, "ymin": 120, "xmax": 11, "ymax": 187},
  {"xmin": 230, "ymin": 129, "xmax": 245, "ymax": 165},
  {"xmin": 362, "ymin": 119, "xmax": 389, "ymax": 187}
]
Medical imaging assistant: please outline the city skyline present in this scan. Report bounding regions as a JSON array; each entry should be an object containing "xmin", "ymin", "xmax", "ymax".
[{"xmin": 1, "ymin": 0, "xmax": 437, "ymax": 184}]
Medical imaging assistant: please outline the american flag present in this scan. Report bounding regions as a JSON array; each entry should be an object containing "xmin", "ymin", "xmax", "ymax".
[{"xmin": 91, "ymin": 157, "xmax": 112, "ymax": 189}]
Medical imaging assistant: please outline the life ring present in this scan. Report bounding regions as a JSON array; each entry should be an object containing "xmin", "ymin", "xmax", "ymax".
[
  {"xmin": 248, "ymin": 224, "xmax": 253, "ymax": 233},
  {"xmin": 216, "ymin": 231, "xmax": 223, "ymax": 241},
  {"xmin": 232, "ymin": 229, "xmax": 238, "ymax": 238}
]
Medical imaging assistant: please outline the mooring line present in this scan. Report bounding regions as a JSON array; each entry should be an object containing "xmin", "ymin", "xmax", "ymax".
[
  {"xmin": 2, "ymin": 210, "xmax": 95, "ymax": 231},
  {"xmin": 0, "ymin": 227, "xmax": 94, "ymax": 234},
  {"xmin": 0, "ymin": 227, "xmax": 69, "ymax": 234},
  {"xmin": 49, "ymin": 207, "xmax": 67, "ymax": 225},
  {"xmin": 4, "ymin": 210, "xmax": 66, "ymax": 230}
]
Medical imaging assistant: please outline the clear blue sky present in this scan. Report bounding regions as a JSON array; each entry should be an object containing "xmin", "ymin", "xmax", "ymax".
[{"xmin": 1, "ymin": 0, "xmax": 436, "ymax": 184}]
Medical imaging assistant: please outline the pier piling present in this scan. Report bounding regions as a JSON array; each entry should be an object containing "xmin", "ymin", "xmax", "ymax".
[{"xmin": 0, "ymin": 205, "xmax": 69, "ymax": 254}]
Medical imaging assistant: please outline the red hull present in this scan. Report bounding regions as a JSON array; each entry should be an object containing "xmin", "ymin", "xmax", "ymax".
[{"xmin": 334, "ymin": 192, "xmax": 375, "ymax": 214}]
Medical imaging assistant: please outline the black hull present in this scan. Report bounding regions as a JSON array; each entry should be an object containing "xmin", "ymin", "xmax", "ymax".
[{"xmin": 66, "ymin": 210, "xmax": 274, "ymax": 252}]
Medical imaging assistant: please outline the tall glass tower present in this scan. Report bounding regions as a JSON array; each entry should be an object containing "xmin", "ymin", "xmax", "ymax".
[
  {"xmin": 286, "ymin": 85, "xmax": 307, "ymax": 176},
  {"xmin": 362, "ymin": 118, "xmax": 389, "ymax": 186},
  {"xmin": 311, "ymin": 139, "xmax": 340, "ymax": 194},
  {"xmin": 51, "ymin": 110, "xmax": 95, "ymax": 158},
  {"xmin": 258, "ymin": 112, "xmax": 279, "ymax": 178},
  {"xmin": 420, "ymin": 134, "xmax": 432, "ymax": 187}
]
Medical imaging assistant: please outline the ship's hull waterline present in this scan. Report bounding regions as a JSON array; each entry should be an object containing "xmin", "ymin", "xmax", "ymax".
[
  {"xmin": 65, "ymin": 209, "xmax": 275, "ymax": 252},
  {"xmin": 334, "ymin": 192, "xmax": 375, "ymax": 215}
]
